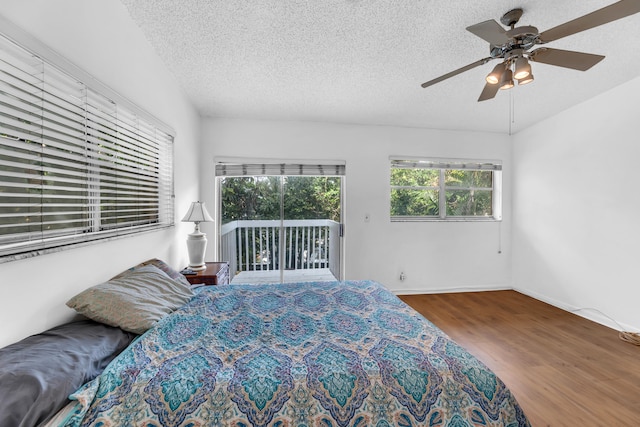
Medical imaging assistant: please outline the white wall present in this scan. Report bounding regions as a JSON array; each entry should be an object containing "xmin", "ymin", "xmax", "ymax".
[
  {"xmin": 0, "ymin": 0, "xmax": 200, "ymax": 347},
  {"xmin": 200, "ymin": 119, "xmax": 512, "ymax": 294},
  {"xmin": 513, "ymin": 76, "xmax": 640, "ymax": 331}
]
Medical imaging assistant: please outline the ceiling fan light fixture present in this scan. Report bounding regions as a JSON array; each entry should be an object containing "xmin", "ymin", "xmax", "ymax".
[
  {"xmin": 514, "ymin": 56, "xmax": 531, "ymax": 80},
  {"xmin": 499, "ymin": 68, "xmax": 514, "ymax": 90},
  {"xmin": 486, "ymin": 62, "xmax": 506, "ymax": 85}
]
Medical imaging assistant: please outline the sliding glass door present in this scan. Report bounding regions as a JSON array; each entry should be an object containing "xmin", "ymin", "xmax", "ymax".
[{"xmin": 217, "ymin": 163, "xmax": 343, "ymax": 284}]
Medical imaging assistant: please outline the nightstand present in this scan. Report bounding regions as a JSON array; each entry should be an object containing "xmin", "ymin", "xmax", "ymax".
[{"xmin": 184, "ymin": 262, "xmax": 229, "ymax": 285}]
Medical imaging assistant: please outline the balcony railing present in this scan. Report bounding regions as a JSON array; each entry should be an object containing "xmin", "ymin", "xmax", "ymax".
[{"xmin": 220, "ymin": 219, "xmax": 341, "ymax": 282}]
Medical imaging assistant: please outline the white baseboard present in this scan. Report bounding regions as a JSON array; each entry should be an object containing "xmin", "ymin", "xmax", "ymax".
[
  {"xmin": 513, "ymin": 287, "xmax": 638, "ymax": 333},
  {"xmin": 393, "ymin": 285, "xmax": 512, "ymax": 296}
]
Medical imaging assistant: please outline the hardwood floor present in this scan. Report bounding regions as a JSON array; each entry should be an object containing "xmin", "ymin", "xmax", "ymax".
[{"xmin": 399, "ymin": 291, "xmax": 640, "ymax": 427}]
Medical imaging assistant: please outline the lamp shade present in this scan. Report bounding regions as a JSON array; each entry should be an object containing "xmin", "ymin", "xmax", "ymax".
[
  {"xmin": 499, "ymin": 68, "xmax": 514, "ymax": 90},
  {"xmin": 181, "ymin": 201, "xmax": 214, "ymax": 223},
  {"xmin": 514, "ymin": 56, "xmax": 531, "ymax": 80},
  {"xmin": 485, "ymin": 62, "xmax": 506, "ymax": 85},
  {"xmin": 518, "ymin": 73, "xmax": 534, "ymax": 85}
]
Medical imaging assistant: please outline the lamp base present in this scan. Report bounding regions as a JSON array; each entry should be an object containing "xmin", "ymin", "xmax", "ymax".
[
  {"xmin": 186, "ymin": 231, "xmax": 208, "ymax": 272},
  {"xmin": 188, "ymin": 263, "xmax": 207, "ymax": 271}
]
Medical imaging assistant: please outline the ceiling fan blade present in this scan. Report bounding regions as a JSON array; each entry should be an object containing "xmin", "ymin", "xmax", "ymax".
[
  {"xmin": 477, "ymin": 82, "xmax": 500, "ymax": 102},
  {"xmin": 528, "ymin": 48, "xmax": 605, "ymax": 71},
  {"xmin": 466, "ymin": 20, "xmax": 510, "ymax": 45},
  {"xmin": 539, "ymin": 0, "xmax": 640, "ymax": 43},
  {"xmin": 421, "ymin": 57, "xmax": 493, "ymax": 88}
]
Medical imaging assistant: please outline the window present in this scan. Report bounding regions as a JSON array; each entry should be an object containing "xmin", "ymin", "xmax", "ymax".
[
  {"xmin": 0, "ymin": 32, "xmax": 174, "ymax": 259},
  {"xmin": 390, "ymin": 158, "xmax": 502, "ymax": 221}
]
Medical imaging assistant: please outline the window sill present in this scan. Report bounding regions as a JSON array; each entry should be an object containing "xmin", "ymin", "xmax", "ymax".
[{"xmin": 0, "ymin": 224, "xmax": 174, "ymax": 265}]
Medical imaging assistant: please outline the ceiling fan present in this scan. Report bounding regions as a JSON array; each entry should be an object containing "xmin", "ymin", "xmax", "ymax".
[{"xmin": 421, "ymin": 0, "xmax": 640, "ymax": 101}]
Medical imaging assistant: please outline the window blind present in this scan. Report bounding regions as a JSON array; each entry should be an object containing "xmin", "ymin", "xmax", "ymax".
[
  {"xmin": 0, "ymin": 34, "xmax": 174, "ymax": 258},
  {"xmin": 215, "ymin": 163, "xmax": 346, "ymax": 177},
  {"xmin": 390, "ymin": 158, "xmax": 502, "ymax": 171}
]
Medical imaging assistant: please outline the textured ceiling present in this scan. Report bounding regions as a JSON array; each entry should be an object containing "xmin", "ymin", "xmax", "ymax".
[{"xmin": 120, "ymin": 0, "xmax": 640, "ymax": 134}]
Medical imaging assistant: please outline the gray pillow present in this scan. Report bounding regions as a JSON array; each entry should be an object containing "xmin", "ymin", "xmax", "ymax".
[
  {"xmin": 0, "ymin": 320, "xmax": 136, "ymax": 427},
  {"xmin": 66, "ymin": 265, "xmax": 194, "ymax": 334},
  {"xmin": 111, "ymin": 258, "xmax": 191, "ymax": 288}
]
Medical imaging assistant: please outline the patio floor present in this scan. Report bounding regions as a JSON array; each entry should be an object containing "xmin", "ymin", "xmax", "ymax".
[{"xmin": 230, "ymin": 268, "xmax": 337, "ymax": 284}]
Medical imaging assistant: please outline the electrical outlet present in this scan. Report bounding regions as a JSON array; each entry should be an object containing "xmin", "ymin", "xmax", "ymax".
[{"xmin": 399, "ymin": 272, "xmax": 406, "ymax": 281}]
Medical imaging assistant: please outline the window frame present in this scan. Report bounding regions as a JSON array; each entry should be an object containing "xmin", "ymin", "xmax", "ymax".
[
  {"xmin": 0, "ymin": 21, "xmax": 175, "ymax": 261},
  {"xmin": 390, "ymin": 157, "xmax": 502, "ymax": 222}
]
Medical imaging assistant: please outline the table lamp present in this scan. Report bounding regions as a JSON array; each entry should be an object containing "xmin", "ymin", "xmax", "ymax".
[{"xmin": 181, "ymin": 201, "xmax": 214, "ymax": 271}]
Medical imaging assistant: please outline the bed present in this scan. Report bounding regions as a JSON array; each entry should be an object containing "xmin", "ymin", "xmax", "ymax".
[
  {"xmin": 0, "ymin": 259, "xmax": 530, "ymax": 427},
  {"xmin": 59, "ymin": 278, "xmax": 529, "ymax": 426}
]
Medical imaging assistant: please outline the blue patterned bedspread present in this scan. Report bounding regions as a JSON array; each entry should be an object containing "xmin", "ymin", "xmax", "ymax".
[{"xmin": 61, "ymin": 280, "xmax": 530, "ymax": 427}]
